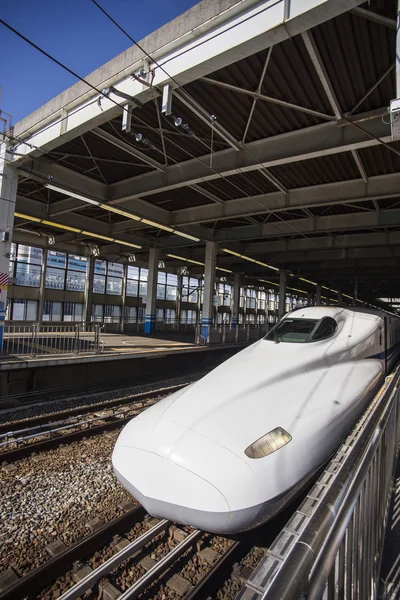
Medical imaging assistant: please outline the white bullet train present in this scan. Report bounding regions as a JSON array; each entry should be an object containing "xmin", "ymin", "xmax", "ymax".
[{"xmin": 112, "ymin": 306, "xmax": 400, "ymax": 534}]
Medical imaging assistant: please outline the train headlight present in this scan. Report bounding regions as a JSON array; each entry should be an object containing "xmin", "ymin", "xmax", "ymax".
[{"xmin": 245, "ymin": 427, "xmax": 292, "ymax": 459}]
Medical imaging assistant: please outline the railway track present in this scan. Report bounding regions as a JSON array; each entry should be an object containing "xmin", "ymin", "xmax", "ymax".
[
  {"xmin": 0, "ymin": 384, "xmax": 187, "ymax": 462},
  {"xmin": 0, "ymin": 495, "xmax": 299, "ymax": 600},
  {"xmin": 0, "ymin": 499, "xmax": 257, "ymax": 600}
]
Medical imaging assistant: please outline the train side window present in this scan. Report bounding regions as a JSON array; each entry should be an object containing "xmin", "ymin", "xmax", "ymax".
[{"xmin": 311, "ymin": 317, "xmax": 337, "ymax": 341}]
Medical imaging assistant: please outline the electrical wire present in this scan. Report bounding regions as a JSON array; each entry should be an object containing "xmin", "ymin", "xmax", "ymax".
[{"xmin": 0, "ymin": 16, "xmax": 367, "ymax": 302}]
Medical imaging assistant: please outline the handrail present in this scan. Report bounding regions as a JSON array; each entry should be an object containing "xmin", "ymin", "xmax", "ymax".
[{"xmin": 236, "ymin": 368, "xmax": 400, "ymax": 600}]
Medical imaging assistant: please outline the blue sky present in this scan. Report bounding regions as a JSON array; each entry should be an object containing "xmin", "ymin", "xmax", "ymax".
[{"xmin": 0, "ymin": 0, "xmax": 199, "ymax": 125}]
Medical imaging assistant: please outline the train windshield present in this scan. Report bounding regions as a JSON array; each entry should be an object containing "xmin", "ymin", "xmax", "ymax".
[
  {"xmin": 264, "ymin": 317, "xmax": 337, "ymax": 343},
  {"xmin": 264, "ymin": 318, "xmax": 319, "ymax": 343}
]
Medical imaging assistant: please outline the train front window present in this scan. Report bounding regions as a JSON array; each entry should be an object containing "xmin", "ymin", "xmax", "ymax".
[{"xmin": 264, "ymin": 319, "xmax": 319, "ymax": 343}]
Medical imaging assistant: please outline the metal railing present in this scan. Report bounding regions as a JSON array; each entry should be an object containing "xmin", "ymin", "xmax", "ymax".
[
  {"xmin": 236, "ymin": 369, "xmax": 400, "ymax": 600},
  {"xmin": 194, "ymin": 323, "xmax": 268, "ymax": 345},
  {"xmin": 1, "ymin": 323, "xmax": 103, "ymax": 358}
]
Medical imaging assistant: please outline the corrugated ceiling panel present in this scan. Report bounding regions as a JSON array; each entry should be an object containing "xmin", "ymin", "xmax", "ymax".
[
  {"xmin": 358, "ymin": 143, "xmax": 400, "ymax": 177},
  {"xmin": 269, "ymin": 152, "xmax": 360, "ymax": 188},
  {"xmin": 312, "ymin": 11, "xmax": 395, "ymax": 114}
]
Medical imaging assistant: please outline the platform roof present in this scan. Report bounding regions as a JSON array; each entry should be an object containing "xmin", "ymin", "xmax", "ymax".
[{"xmin": 6, "ymin": 0, "xmax": 400, "ymax": 304}]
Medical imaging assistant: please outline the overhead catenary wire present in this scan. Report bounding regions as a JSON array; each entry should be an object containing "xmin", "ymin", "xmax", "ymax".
[
  {"xmin": 0, "ymin": 16, "xmax": 369, "ymax": 302},
  {"xmin": 0, "ymin": 14, "xmax": 328, "ymax": 261}
]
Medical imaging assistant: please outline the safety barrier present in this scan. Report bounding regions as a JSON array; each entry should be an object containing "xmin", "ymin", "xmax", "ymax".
[
  {"xmin": 236, "ymin": 368, "xmax": 400, "ymax": 600},
  {"xmin": 0, "ymin": 323, "xmax": 103, "ymax": 358},
  {"xmin": 194, "ymin": 323, "xmax": 268, "ymax": 345}
]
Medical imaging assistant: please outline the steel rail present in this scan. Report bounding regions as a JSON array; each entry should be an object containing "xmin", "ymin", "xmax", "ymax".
[
  {"xmin": 0, "ymin": 505, "xmax": 146, "ymax": 600},
  {"xmin": 58, "ymin": 519, "xmax": 171, "ymax": 600},
  {"xmin": 0, "ymin": 383, "xmax": 188, "ymax": 434},
  {"xmin": 0, "ymin": 413, "xmax": 131, "ymax": 462},
  {"xmin": 118, "ymin": 529, "xmax": 203, "ymax": 600}
]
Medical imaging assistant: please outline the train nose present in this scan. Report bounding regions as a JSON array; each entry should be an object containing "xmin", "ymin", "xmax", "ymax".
[
  {"xmin": 112, "ymin": 415, "xmax": 263, "ymax": 533},
  {"xmin": 112, "ymin": 443, "xmax": 231, "ymax": 531}
]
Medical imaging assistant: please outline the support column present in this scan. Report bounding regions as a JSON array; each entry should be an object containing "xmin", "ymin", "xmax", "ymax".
[
  {"xmin": 353, "ymin": 275, "xmax": 358, "ymax": 306},
  {"xmin": 120, "ymin": 263, "xmax": 127, "ymax": 333},
  {"xmin": 278, "ymin": 270, "xmax": 287, "ymax": 320},
  {"xmin": 84, "ymin": 256, "xmax": 95, "ymax": 324},
  {"xmin": 397, "ymin": 0, "xmax": 400, "ymax": 98},
  {"xmin": 145, "ymin": 248, "xmax": 159, "ymax": 334},
  {"xmin": 175, "ymin": 272, "xmax": 183, "ymax": 331},
  {"xmin": 201, "ymin": 241, "xmax": 216, "ymax": 340},
  {"xmin": 315, "ymin": 285, "xmax": 322, "ymax": 306},
  {"xmin": 337, "ymin": 291, "xmax": 342, "ymax": 304},
  {"xmin": 38, "ymin": 247, "xmax": 48, "ymax": 323},
  {"xmin": 307, "ymin": 292, "xmax": 313, "ymax": 306},
  {"xmin": 231, "ymin": 272, "xmax": 241, "ymax": 328},
  {"xmin": 0, "ymin": 143, "xmax": 18, "ymax": 351}
]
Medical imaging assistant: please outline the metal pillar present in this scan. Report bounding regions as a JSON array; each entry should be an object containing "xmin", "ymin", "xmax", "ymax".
[
  {"xmin": 315, "ymin": 284, "xmax": 322, "ymax": 306},
  {"xmin": 397, "ymin": 0, "xmax": 400, "ymax": 98},
  {"xmin": 353, "ymin": 275, "xmax": 358, "ymax": 306},
  {"xmin": 307, "ymin": 292, "xmax": 313, "ymax": 306},
  {"xmin": 231, "ymin": 273, "xmax": 241, "ymax": 328},
  {"xmin": 144, "ymin": 248, "xmax": 159, "ymax": 334},
  {"xmin": 120, "ymin": 263, "xmax": 127, "ymax": 333},
  {"xmin": 201, "ymin": 241, "xmax": 216, "ymax": 340},
  {"xmin": 278, "ymin": 270, "xmax": 287, "ymax": 320},
  {"xmin": 0, "ymin": 143, "xmax": 18, "ymax": 351},
  {"xmin": 84, "ymin": 256, "xmax": 95, "ymax": 324},
  {"xmin": 337, "ymin": 291, "xmax": 342, "ymax": 304},
  {"xmin": 38, "ymin": 247, "xmax": 48, "ymax": 323},
  {"xmin": 175, "ymin": 272, "xmax": 183, "ymax": 331}
]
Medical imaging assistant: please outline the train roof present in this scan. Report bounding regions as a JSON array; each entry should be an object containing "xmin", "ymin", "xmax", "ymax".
[{"xmin": 287, "ymin": 306, "xmax": 395, "ymax": 321}]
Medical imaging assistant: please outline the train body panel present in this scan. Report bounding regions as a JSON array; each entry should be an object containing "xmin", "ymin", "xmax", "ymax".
[{"xmin": 113, "ymin": 307, "xmax": 400, "ymax": 533}]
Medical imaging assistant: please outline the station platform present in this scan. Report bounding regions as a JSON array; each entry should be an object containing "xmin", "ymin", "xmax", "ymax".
[{"xmin": 0, "ymin": 332, "xmax": 249, "ymax": 405}]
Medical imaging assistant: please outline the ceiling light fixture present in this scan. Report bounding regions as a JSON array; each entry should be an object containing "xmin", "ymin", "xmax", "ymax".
[
  {"xmin": 99, "ymin": 204, "xmax": 141, "ymax": 220},
  {"xmin": 44, "ymin": 183, "xmax": 100, "ymax": 206},
  {"xmin": 222, "ymin": 248, "xmax": 279, "ymax": 271},
  {"xmin": 141, "ymin": 218, "xmax": 174, "ymax": 233},
  {"xmin": 14, "ymin": 212, "xmax": 142, "ymax": 249},
  {"xmin": 173, "ymin": 230, "xmax": 201, "ymax": 242},
  {"xmin": 114, "ymin": 239, "xmax": 142, "ymax": 249},
  {"xmin": 43, "ymin": 185, "xmax": 200, "ymax": 242}
]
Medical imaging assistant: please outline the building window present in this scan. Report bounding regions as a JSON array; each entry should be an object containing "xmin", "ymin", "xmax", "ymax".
[
  {"xmin": 15, "ymin": 244, "xmax": 43, "ymax": 287},
  {"xmin": 63, "ymin": 302, "xmax": 84, "ymax": 321},
  {"xmin": 182, "ymin": 277, "xmax": 200, "ymax": 303},
  {"xmin": 42, "ymin": 300, "xmax": 62, "ymax": 321},
  {"xmin": 93, "ymin": 260, "xmax": 106, "ymax": 294},
  {"xmin": 9, "ymin": 299, "xmax": 38, "ymax": 321},
  {"xmin": 66, "ymin": 255, "xmax": 88, "ymax": 292},
  {"xmin": 218, "ymin": 283, "xmax": 232, "ymax": 307},
  {"xmin": 180, "ymin": 309, "xmax": 197, "ymax": 324},
  {"xmin": 106, "ymin": 262, "xmax": 123, "ymax": 295},
  {"xmin": 104, "ymin": 304, "xmax": 121, "ymax": 323},
  {"xmin": 157, "ymin": 272, "xmax": 178, "ymax": 301},
  {"xmin": 258, "ymin": 291, "xmax": 266, "ymax": 311},
  {"xmin": 156, "ymin": 308, "xmax": 176, "ymax": 323},
  {"xmin": 126, "ymin": 266, "xmax": 148, "ymax": 300},
  {"xmin": 91, "ymin": 304, "xmax": 121, "ymax": 323}
]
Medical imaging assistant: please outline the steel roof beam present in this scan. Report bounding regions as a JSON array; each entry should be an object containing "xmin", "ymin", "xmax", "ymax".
[
  {"xmin": 109, "ymin": 110, "xmax": 390, "ymax": 203},
  {"xmin": 200, "ymin": 77, "xmax": 335, "ymax": 121},
  {"xmin": 350, "ymin": 7, "xmax": 397, "ymax": 30},
  {"xmin": 301, "ymin": 30, "xmax": 342, "ymax": 119},
  {"xmin": 173, "ymin": 90, "xmax": 241, "ymax": 151},
  {"xmin": 214, "ymin": 208, "xmax": 400, "ymax": 241},
  {"xmin": 168, "ymin": 172, "xmax": 400, "ymax": 226},
  {"xmin": 92, "ymin": 127, "xmax": 165, "ymax": 171},
  {"xmin": 241, "ymin": 231, "xmax": 400, "ymax": 255},
  {"xmin": 13, "ymin": 0, "xmax": 364, "ymax": 158}
]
